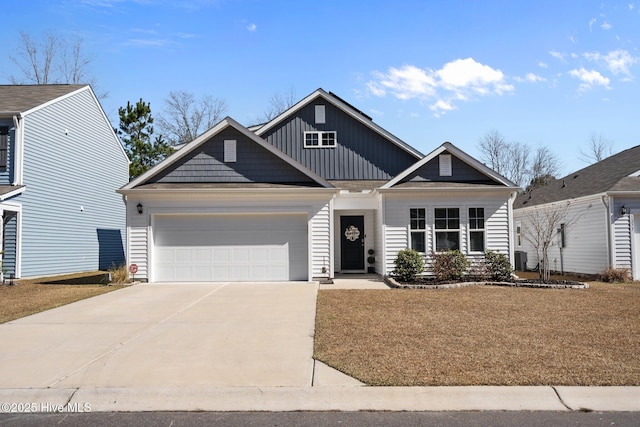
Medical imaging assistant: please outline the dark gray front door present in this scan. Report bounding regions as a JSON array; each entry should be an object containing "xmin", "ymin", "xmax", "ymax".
[{"xmin": 340, "ymin": 216, "xmax": 365, "ymax": 270}]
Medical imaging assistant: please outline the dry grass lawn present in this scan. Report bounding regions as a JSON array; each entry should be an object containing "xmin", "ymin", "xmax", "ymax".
[
  {"xmin": 0, "ymin": 272, "xmax": 125, "ymax": 324},
  {"xmin": 314, "ymin": 281, "xmax": 640, "ymax": 386}
]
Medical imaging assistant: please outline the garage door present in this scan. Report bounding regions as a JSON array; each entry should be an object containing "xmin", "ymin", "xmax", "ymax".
[{"xmin": 153, "ymin": 214, "xmax": 308, "ymax": 282}]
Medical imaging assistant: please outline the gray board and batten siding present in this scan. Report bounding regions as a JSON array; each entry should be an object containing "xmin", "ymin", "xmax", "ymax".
[
  {"xmin": 402, "ymin": 151, "xmax": 504, "ymax": 184},
  {"xmin": 19, "ymin": 87, "xmax": 128, "ymax": 277},
  {"xmin": 149, "ymin": 126, "xmax": 320, "ymax": 186},
  {"xmin": 261, "ymin": 98, "xmax": 420, "ymax": 180}
]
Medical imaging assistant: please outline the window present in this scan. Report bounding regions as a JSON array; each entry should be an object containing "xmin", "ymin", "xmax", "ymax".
[
  {"xmin": 410, "ymin": 208, "xmax": 426, "ymax": 252},
  {"xmin": 224, "ymin": 139, "xmax": 236, "ymax": 162},
  {"xmin": 468, "ymin": 207, "xmax": 485, "ymax": 252},
  {"xmin": 515, "ymin": 221, "xmax": 522, "ymax": 247},
  {"xmin": 315, "ymin": 105, "xmax": 326, "ymax": 124},
  {"xmin": 0, "ymin": 126, "xmax": 8, "ymax": 171},
  {"xmin": 439, "ymin": 154, "xmax": 452, "ymax": 176},
  {"xmin": 304, "ymin": 131, "xmax": 337, "ymax": 148},
  {"xmin": 435, "ymin": 208, "xmax": 459, "ymax": 251}
]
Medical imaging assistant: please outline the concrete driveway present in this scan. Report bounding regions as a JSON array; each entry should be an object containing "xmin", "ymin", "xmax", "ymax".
[{"xmin": 0, "ymin": 282, "xmax": 318, "ymax": 388}]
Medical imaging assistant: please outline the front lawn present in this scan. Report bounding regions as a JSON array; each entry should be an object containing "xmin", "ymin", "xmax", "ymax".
[
  {"xmin": 314, "ymin": 281, "xmax": 640, "ymax": 386},
  {"xmin": 0, "ymin": 272, "xmax": 126, "ymax": 323}
]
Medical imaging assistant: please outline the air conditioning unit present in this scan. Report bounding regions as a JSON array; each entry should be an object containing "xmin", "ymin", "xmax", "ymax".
[{"xmin": 514, "ymin": 251, "xmax": 528, "ymax": 271}]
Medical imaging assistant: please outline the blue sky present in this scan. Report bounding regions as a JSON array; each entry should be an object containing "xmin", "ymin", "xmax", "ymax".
[{"xmin": 1, "ymin": 0, "xmax": 639, "ymax": 176}]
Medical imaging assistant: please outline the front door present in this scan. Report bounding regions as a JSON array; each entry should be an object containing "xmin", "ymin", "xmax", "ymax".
[{"xmin": 341, "ymin": 216, "xmax": 365, "ymax": 271}]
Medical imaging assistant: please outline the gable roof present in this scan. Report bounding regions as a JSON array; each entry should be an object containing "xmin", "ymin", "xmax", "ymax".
[
  {"xmin": 514, "ymin": 144, "xmax": 640, "ymax": 209},
  {"xmin": 381, "ymin": 142, "xmax": 518, "ymax": 189},
  {"xmin": 253, "ymin": 88, "xmax": 423, "ymax": 160},
  {"xmin": 121, "ymin": 116, "xmax": 333, "ymax": 190},
  {"xmin": 0, "ymin": 85, "xmax": 87, "ymax": 114}
]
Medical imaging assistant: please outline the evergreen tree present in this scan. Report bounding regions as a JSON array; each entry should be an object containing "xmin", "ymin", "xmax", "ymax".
[{"xmin": 118, "ymin": 99, "xmax": 173, "ymax": 179}]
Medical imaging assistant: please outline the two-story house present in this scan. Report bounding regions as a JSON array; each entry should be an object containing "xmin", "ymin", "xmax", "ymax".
[
  {"xmin": 0, "ymin": 85, "xmax": 129, "ymax": 279},
  {"xmin": 118, "ymin": 89, "xmax": 518, "ymax": 282}
]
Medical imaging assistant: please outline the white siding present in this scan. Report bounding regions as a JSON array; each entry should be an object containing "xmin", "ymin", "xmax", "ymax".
[
  {"xmin": 311, "ymin": 201, "xmax": 331, "ymax": 278},
  {"xmin": 125, "ymin": 191, "xmax": 333, "ymax": 282},
  {"xmin": 514, "ymin": 196, "xmax": 609, "ymax": 275},
  {"xmin": 612, "ymin": 197, "xmax": 640, "ymax": 270},
  {"xmin": 382, "ymin": 192, "xmax": 512, "ymax": 275}
]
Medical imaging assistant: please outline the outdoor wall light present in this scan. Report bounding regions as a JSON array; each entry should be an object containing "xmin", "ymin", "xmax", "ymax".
[
  {"xmin": 620, "ymin": 205, "xmax": 628, "ymax": 216},
  {"xmin": 137, "ymin": 203, "xmax": 143, "ymax": 214}
]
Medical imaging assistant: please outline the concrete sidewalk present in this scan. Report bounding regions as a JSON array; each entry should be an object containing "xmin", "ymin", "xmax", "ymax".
[{"xmin": 1, "ymin": 385, "xmax": 638, "ymax": 412}]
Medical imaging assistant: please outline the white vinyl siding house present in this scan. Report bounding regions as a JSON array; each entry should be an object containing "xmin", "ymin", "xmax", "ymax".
[
  {"xmin": 513, "ymin": 145, "xmax": 640, "ymax": 279},
  {"xmin": 119, "ymin": 90, "xmax": 518, "ymax": 283}
]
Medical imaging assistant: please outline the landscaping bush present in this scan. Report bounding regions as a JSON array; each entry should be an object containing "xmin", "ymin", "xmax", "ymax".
[
  {"xmin": 598, "ymin": 267, "xmax": 631, "ymax": 283},
  {"xmin": 484, "ymin": 250, "xmax": 513, "ymax": 281},
  {"xmin": 393, "ymin": 249, "xmax": 425, "ymax": 282},
  {"xmin": 108, "ymin": 264, "xmax": 130, "ymax": 285},
  {"xmin": 430, "ymin": 250, "xmax": 470, "ymax": 281}
]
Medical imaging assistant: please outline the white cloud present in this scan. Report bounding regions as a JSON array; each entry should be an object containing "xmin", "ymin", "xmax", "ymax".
[
  {"xmin": 629, "ymin": 3, "xmax": 635, "ymax": 10},
  {"xmin": 601, "ymin": 21, "xmax": 612, "ymax": 30},
  {"xmin": 569, "ymin": 68, "xmax": 610, "ymax": 91},
  {"xmin": 549, "ymin": 51, "xmax": 565, "ymax": 60},
  {"xmin": 367, "ymin": 58, "xmax": 513, "ymax": 117},
  {"xmin": 247, "ymin": 23, "xmax": 257, "ymax": 32},
  {"xmin": 584, "ymin": 49, "xmax": 639, "ymax": 76},
  {"xmin": 589, "ymin": 17, "xmax": 597, "ymax": 31},
  {"xmin": 538, "ymin": 61, "xmax": 548, "ymax": 68},
  {"xmin": 514, "ymin": 73, "xmax": 546, "ymax": 83}
]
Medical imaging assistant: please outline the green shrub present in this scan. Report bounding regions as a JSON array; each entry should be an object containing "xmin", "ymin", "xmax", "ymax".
[
  {"xmin": 393, "ymin": 249, "xmax": 425, "ymax": 282},
  {"xmin": 598, "ymin": 267, "xmax": 631, "ymax": 283},
  {"xmin": 484, "ymin": 250, "xmax": 513, "ymax": 281},
  {"xmin": 430, "ymin": 250, "xmax": 470, "ymax": 281}
]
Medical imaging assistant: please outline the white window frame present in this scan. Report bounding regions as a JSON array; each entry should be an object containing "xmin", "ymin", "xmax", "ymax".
[
  {"xmin": 434, "ymin": 207, "xmax": 460, "ymax": 251},
  {"xmin": 468, "ymin": 207, "xmax": 486, "ymax": 253},
  {"xmin": 515, "ymin": 221, "xmax": 522, "ymax": 247},
  {"xmin": 409, "ymin": 208, "xmax": 426, "ymax": 253},
  {"xmin": 304, "ymin": 131, "xmax": 337, "ymax": 148}
]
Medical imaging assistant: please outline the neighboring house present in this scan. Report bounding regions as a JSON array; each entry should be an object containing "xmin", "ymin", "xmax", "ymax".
[
  {"xmin": 118, "ymin": 89, "xmax": 518, "ymax": 282},
  {"xmin": 0, "ymin": 85, "xmax": 129, "ymax": 279},
  {"xmin": 513, "ymin": 145, "xmax": 640, "ymax": 279}
]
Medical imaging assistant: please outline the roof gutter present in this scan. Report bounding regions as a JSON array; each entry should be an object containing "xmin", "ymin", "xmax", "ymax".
[{"xmin": 116, "ymin": 187, "xmax": 339, "ymax": 196}]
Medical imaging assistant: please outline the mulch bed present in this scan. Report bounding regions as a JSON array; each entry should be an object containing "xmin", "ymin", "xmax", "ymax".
[{"xmin": 385, "ymin": 276, "xmax": 589, "ymax": 289}]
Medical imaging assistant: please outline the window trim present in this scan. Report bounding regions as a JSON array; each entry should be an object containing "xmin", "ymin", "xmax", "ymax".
[
  {"xmin": 409, "ymin": 207, "xmax": 426, "ymax": 253},
  {"xmin": 468, "ymin": 207, "xmax": 486, "ymax": 253},
  {"xmin": 515, "ymin": 221, "xmax": 522, "ymax": 247},
  {"xmin": 304, "ymin": 131, "xmax": 337, "ymax": 148},
  {"xmin": 0, "ymin": 126, "xmax": 8, "ymax": 171},
  {"xmin": 434, "ymin": 207, "xmax": 460, "ymax": 251}
]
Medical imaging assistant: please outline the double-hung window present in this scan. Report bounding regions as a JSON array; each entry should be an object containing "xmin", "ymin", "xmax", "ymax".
[
  {"xmin": 304, "ymin": 131, "xmax": 337, "ymax": 148},
  {"xmin": 410, "ymin": 208, "xmax": 426, "ymax": 252},
  {"xmin": 0, "ymin": 126, "xmax": 8, "ymax": 171},
  {"xmin": 468, "ymin": 207, "xmax": 485, "ymax": 252},
  {"xmin": 435, "ymin": 208, "xmax": 459, "ymax": 251}
]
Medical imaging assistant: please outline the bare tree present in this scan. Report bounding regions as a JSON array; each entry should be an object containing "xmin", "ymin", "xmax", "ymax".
[
  {"xmin": 156, "ymin": 90, "xmax": 228, "ymax": 146},
  {"xmin": 579, "ymin": 132, "xmax": 614, "ymax": 164},
  {"xmin": 8, "ymin": 30, "xmax": 105, "ymax": 97},
  {"xmin": 521, "ymin": 203, "xmax": 573, "ymax": 281},
  {"xmin": 9, "ymin": 31, "xmax": 58, "ymax": 84},
  {"xmin": 478, "ymin": 131, "xmax": 530, "ymax": 186},
  {"xmin": 259, "ymin": 87, "xmax": 297, "ymax": 123},
  {"xmin": 527, "ymin": 146, "xmax": 561, "ymax": 190}
]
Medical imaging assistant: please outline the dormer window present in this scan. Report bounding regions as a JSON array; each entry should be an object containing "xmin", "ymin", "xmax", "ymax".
[{"xmin": 304, "ymin": 131, "xmax": 336, "ymax": 148}]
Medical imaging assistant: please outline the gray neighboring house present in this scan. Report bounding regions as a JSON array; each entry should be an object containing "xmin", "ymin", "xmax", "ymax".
[
  {"xmin": 119, "ymin": 89, "xmax": 519, "ymax": 283},
  {"xmin": 0, "ymin": 85, "xmax": 129, "ymax": 279},
  {"xmin": 513, "ymin": 145, "xmax": 640, "ymax": 279}
]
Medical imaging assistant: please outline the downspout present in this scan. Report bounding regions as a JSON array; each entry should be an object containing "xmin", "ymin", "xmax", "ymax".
[
  {"xmin": 12, "ymin": 114, "xmax": 23, "ymax": 186},
  {"xmin": 508, "ymin": 191, "xmax": 518, "ymax": 267},
  {"xmin": 601, "ymin": 195, "xmax": 613, "ymax": 268}
]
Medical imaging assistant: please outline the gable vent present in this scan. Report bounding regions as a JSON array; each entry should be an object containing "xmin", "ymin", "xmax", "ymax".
[
  {"xmin": 315, "ymin": 105, "xmax": 326, "ymax": 124},
  {"xmin": 224, "ymin": 140, "xmax": 237, "ymax": 163},
  {"xmin": 439, "ymin": 154, "xmax": 452, "ymax": 176}
]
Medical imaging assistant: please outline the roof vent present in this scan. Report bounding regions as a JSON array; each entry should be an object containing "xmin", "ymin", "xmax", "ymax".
[
  {"xmin": 562, "ymin": 179, "xmax": 566, "ymax": 188},
  {"xmin": 573, "ymin": 174, "xmax": 579, "ymax": 179}
]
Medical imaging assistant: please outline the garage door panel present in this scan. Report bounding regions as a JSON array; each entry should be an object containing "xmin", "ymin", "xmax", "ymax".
[{"xmin": 153, "ymin": 214, "xmax": 307, "ymax": 282}]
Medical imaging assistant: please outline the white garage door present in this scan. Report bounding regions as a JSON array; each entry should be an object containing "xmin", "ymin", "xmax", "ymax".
[{"xmin": 153, "ymin": 213, "xmax": 308, "ymax": 282}]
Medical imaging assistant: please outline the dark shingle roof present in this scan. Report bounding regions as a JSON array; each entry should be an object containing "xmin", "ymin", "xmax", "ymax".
[
  {"xmin": 0, "ymin": 85, "xmax": 86, "ymax": 113},
  {"xmin": 515, "ymin": 145, "xmax": 640, "ymax": 209}
]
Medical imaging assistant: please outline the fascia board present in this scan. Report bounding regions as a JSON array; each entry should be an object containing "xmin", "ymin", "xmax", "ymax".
[
  {"xmin": 117, "ymin": 187, "xmax": 339, "ymax": 196},
  {"xmin": 0, "ymin": 186, "xmax": 26, "ymax": 201},
  {"xmin": 20, "ymin": 85, "xmax": 89, "ymax": 117}
]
